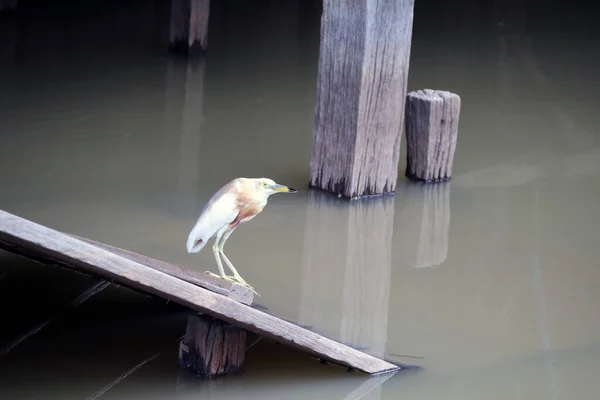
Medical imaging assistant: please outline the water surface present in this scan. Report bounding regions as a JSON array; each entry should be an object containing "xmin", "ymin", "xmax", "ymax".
[{"xmin": 1, "ymin": 0, "xmax": 600, "ymax": 398}]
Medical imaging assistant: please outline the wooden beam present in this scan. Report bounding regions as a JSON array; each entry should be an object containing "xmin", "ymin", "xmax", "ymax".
[
  {"xmin": 309, "ymin": 0, "xmax": 415, "ymax": 199},
  {"xmin": 169, "ymin": 0, "xmax": 210, "ymax": 56},
  {"xmin": 67, "ymin": 234, "xmax": 253, "ymax": 306},
  {"xmin": 0, "ymin": 210, "xmax": 400, "ymax": 375},
  {"xmin": 405, "ymin": 89, "xmax": 461, "ymax": 182}
]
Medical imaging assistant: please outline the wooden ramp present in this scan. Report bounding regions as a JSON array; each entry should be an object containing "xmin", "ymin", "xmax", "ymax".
[{"xmin": 0, "ymin": 209, "xmax": 400, "ymax": 375}]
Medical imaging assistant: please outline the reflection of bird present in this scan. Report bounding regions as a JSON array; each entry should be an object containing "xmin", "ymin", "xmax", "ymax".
[{"xmin": 186, "ymin": 177, "xmax": 297, "ymax": 294}]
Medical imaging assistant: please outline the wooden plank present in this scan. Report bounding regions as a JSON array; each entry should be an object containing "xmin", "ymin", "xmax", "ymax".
[
  {"xmin": 66, "ymin": 234, "xmax": 253, "ymax": 306},
  {"xmin": 0, "ymin": 210, "xmax": 400, "ymax": 375},
  {"xmin": 405, "ymin": 89, "xmax": 461, "ymax": 182},
  {"xmin": 309, "ymin": 0, "xmax": 415, "ymax": 199}
]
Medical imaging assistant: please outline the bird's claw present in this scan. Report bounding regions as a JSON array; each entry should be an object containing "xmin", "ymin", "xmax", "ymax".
[{"xmin": 203, "ymin": 271, "xmax": 260, "ymax": 296}]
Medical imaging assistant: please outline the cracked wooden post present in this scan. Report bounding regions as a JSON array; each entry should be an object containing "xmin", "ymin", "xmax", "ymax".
[
  {"xmin": 169, "ymin": 0, "xmax": 210, "ymax": 56},
  {"xmin": 405, "ymin": 89, "xmax": 461, "ymax": 182},
  {"xmin": 178, "ymin": 313, "xmax": 247, "ymax": 377},
  {"xmin": 309, "ymin": 0, "xmax": 415, "ymax": 199}
]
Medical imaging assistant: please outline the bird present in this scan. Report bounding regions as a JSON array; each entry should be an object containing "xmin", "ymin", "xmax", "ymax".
[{"xmin": 186, "ymin": 177, "xmax": 297, "ymax": 295}]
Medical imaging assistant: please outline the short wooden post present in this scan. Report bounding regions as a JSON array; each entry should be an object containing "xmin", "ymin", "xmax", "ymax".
[
  {"xmin": 178, "ymin": 313, "xmax": 247, "ymax": 377},
  {"xmin": 405, "ymin": 89, "xmax": 461, "ymax": 182},
  {"xmin": 309, "ymin": 0, "xmax": 415, "ymax": 199},
  {"xmin": 169, "ymin": 0, "xmax": 210, "ymax": 56}
]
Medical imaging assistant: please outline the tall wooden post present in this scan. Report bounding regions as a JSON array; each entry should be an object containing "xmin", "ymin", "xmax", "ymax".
[
  {"xmin": 309, "ymin": 0, "xmax": 415, "ymax": 199},
  {"xmin": 169, "ymin": 0, "xmax": 210, "ymax": 56}
]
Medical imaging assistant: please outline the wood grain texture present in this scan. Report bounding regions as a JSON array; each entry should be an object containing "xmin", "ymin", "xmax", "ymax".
[
  {"xmin": 179, "ymin": 313, "xmax": 246, "ymax": 377},
  {"xmin": 0, "ymin": 209, "xmax": 399, "ymax": 375},
  {"xmin": 169, "ymin": 0, "xmax": 210, "ymax": 55},
  {"xmin": 310, "ymin": 0, "xmax": 415, "ymax": 199},
  {"xmin": 405, "ymin": 89, "xmax": 461, "ymax": 182},
  {"xmin": 67, "ymin": 234, "xmax": 253, "ymax": 305}
]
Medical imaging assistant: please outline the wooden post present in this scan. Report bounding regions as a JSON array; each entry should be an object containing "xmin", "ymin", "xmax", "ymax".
[
  {"xmin": 405, "ymin": 89, "xmax": 461, "ymax": 182},
  {"xmin": 179, "ymin": 313, "xmax": 247, "ymax": 377},
  {"xmin": 309, "ymin": 0, "xmax": 415, "ymax": 199},
  {"xmin": 169, "ymin": 0, "xmax": 210, "ymax": 56}
]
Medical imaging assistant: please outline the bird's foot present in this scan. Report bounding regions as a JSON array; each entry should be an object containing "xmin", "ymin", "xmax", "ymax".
[
  {"xmin": 204, "ymin": 271, "xmax": 237, "ymax": 282},
  {"xmin": 203, "ymin": 271, "xmax": 260, "ymax": 296},
  {"xmin": 232, "ymin": 276, "xmax": 261, "ymax": 297}
]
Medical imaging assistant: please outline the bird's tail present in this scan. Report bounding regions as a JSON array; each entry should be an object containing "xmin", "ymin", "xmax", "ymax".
[{"xmin": 186, "ymin": 229, "xmax": 207, "ymax": 253}]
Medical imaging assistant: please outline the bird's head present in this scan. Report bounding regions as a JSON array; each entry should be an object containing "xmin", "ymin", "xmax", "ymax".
[{"xmin": 255, "ymin": 178, "xmax": 297, "ymax": 196}]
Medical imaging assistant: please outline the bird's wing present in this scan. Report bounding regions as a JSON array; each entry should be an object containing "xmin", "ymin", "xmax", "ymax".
[{"xmin": 188, "ymin": 182, "xmax": 241, "ymax": 246}]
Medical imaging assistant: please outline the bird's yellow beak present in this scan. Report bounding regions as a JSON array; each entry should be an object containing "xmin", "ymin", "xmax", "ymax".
[{"xmin": 272, "ymin": 184, "xmax": 297, "ymax": 193}]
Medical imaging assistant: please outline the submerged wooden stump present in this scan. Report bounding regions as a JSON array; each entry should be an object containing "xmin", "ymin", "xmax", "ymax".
[
  {"xmin": 405, "ymin": 89, "xmax": 461, "ymax": 182},
  {"xmin": 309, "ymin": 0, "xmax": 415, "ymax": 199},
  {"xmin": 169, "ymin": 0, "xmax": 210, "ymax": 56},
  {"xmin": 179, "ymin": 313, "xmax": 247, "ymax": 377}
]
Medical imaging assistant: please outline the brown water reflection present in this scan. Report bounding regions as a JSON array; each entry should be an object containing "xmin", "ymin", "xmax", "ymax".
[{"xmin": 299, "ymin": 192, "xmax": 394, "ymax": 359}]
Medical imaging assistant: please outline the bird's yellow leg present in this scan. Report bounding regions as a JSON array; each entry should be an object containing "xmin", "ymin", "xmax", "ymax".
[
  {"xmin": 218, "ymin": 228, "xmax": 260, "ymax": 296},
  {"xmin": 204, "ymin": 227, "xmax": 237, "ymax": 283}
]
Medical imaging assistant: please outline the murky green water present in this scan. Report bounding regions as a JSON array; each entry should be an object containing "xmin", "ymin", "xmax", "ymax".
[{"xmin": 1, "ymin": 0, "xmax": 600, "ymax": 398}]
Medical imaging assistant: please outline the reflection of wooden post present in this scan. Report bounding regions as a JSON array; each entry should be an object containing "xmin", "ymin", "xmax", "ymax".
[
  {"xmin": 299, "ymin": 192, "xmax": 394, "ymax": 359},
  {"xmin": 309, "ymin": 0, "xmax": 415, "ymax": 199},
  {"xmin": 405, "ymin": 89, "xmax": 461, "ymax": 182},
  {"xmin": 179, "ymin": 313, "xmax": 247, "ymax": 377},
  {"xmin": 396, "ymin": 182, "xmax": 451, "ymax": 268},
  {"xmin": 169, "ymin": 0, "xmax": 210, "ymax": 56},
  {"xmin": 165, "ymin": 58, "xmax": 205, "ymax": 218}
]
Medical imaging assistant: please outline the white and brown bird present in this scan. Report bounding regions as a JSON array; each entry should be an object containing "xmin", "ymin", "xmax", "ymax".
[{"xmin": 186, "ymin": 177, "xmax": 297, "ymax": 295}]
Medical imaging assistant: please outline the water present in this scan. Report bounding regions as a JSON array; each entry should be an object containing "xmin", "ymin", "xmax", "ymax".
[{"xmin": 1, "ymin": 0, "xmax": 600, "ymax": 398}]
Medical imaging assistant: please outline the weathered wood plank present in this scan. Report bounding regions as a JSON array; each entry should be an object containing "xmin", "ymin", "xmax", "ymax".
[
  {"xmin": 0, "ymin": 210, "xmax": 400, "ymax": 375},
  {"xmin": 405, "ymin": 89, "xmax": 461, "ymax": 182},
  {"xmin": 309, "ymin": 0, "xmax": 415, "ymax": 199},
  {"xmin": 179, "ymin": 313, "xmax": 246, "ymax": 377},
  {"xmin": 67, "ymin": 234, "xmax": 253, "ymax": 305}
]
